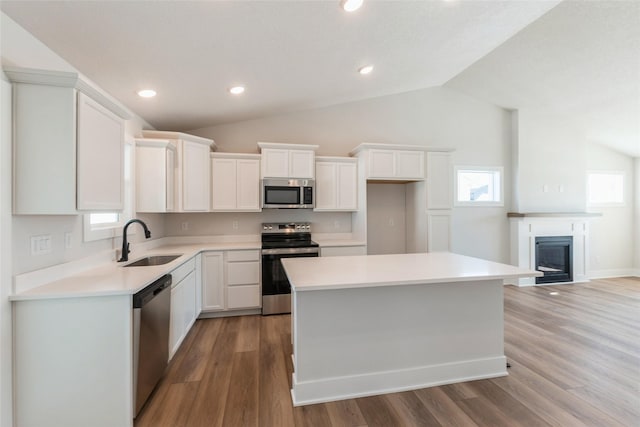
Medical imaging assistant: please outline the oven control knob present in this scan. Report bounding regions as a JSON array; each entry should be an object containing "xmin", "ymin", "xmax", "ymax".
[
  {"xmin": 305, "ymin": 225, "xmax": 310, "ymax": 229},
  {"xmin": 268, "ymin": 226, "xmax": 273, "ymax": 230}
]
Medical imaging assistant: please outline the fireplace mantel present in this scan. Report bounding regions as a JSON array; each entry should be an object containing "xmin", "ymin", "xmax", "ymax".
[
  {"xmin": 508, "ymin": 214, "xmax": 598, "ymax": 286},
  {"xmin": 507, "ymin": 212, "xmax": 602, "ymax": 218}
]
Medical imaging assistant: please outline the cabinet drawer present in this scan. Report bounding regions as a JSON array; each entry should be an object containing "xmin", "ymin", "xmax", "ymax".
[
  {"xmin": 226, "ymin": 249, "xmax": 260, "ymax": 262},
  {"xmin": 170, "ymin": 257, "xmax": 196, "ymax": 286},
  {"xmin": 227, "ymin": 261, "xmax": 260, "ymax": 286},
  {"xmin": 227, "ymin": 285, "xmax": 261, "ymax": 309}
]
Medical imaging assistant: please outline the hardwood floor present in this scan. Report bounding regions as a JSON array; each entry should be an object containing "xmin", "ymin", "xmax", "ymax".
[{"xmin": 135, "ymin": 277, "xmax": 640, "ymax": 427}]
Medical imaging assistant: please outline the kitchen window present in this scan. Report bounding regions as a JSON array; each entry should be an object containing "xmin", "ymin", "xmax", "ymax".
[
  {"xmin": 454, "ymin": 166, "xmax": 503, "ymax": 207},
  {"xmin": 83, "ymin": 140, "xmax": 134, "ymax": 242},
  {"xmin": 587, "ymin": 171, "xmax": 625, "ymax": 206}
]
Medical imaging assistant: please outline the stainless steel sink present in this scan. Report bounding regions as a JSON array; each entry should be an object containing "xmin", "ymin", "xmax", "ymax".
[{"xmin": 124, "ymin": 255, "xmax": 181, "ymax": 267}]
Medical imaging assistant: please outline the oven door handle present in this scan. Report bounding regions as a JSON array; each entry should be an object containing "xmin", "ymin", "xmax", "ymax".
[{"xmin": 261, "ymin": 247, "xmax": 320, "ymax": 255}]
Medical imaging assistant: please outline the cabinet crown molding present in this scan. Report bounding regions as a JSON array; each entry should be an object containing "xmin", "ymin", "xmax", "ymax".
[
  {"xmin": 135, "ymin": 138, "xmax": 177, "ymax": 150},
  {"xmin": 349, "ymin": 143, "xmax": 454, "ymax": 156},
  {"xmin": 4, "ymin": 67, "xmax": 131, "ymax": 119},
  {"xmin": 142, "ymin": 130, "xmax": 216, "ymax": 150},
  {"xmin": 315, "ymin": 156, "xmax": 357, "ymax": 163},
  {"xmin": 211, "ymin": 152, "xmax": 261, "ymax": 160},
  {"xmin": 257, "ymin": 142, "xmax": 319, "ymax": 151}
]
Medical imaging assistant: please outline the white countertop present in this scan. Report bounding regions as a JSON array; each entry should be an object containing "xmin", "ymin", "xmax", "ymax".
[
  {"xmin": 10, "ymin": 241, "xmax": 260, "ymax": 301},
  {"xmin": 282, "ymin": 252, "xmax": 542, "ymax": 291},
  {"xmin": 10, "ymin": 234, "xmax": 366, "ymax": 301}
]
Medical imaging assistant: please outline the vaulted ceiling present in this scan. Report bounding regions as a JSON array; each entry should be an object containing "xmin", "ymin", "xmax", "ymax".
[{"xmin": 1, "ymin": 1, "xmax": 638, "ymax": 157}]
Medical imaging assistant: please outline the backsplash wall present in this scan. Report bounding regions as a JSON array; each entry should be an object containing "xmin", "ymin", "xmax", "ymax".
[{"xmin": 165, "ymin": 211, "xmax": 353, "ymax": 237}]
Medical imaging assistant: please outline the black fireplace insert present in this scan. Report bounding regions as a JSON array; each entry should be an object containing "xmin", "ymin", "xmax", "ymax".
[{"xmin": 535, "ymin": 236, "xmax": 573, "ymax": 284}]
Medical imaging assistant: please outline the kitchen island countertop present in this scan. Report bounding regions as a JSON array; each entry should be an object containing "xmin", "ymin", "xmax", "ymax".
[{"xmin": 282, "ymin": 251, "xmax": 541, "ymax": 291}]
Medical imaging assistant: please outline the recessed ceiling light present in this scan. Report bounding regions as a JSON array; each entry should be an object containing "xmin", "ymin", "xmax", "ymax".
[
  {"xmin": 229, "ymin": 86, "xmax": 245, "ymax": 95},
  {"xmin": 341, "ymin": 0, "xmax": 364, "ymax": 12},
  {"xmin": 137, "ymin": 89, "xmax": 156, "ymax": 98},
  {"xmin": 358, "ymin": 65, "xmax": 374, "ymax": 75},
  {"xmin": 549, "ymin": 291, "xmax": 559, "ymax": 295}
]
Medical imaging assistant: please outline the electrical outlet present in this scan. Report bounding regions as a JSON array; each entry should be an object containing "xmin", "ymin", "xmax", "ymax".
[
  {"xmin": 388, "ymin": 218, "xmax": 395, "ymax": 227},
  {"xmin": 181, "ymin": 221, "xmax": 189, "ymax": 231},
  {"xmin": 30, "ymin": 234, "xmax": 52, "ymax": 255},
  {"xmin": 232, "ymin": 221, "xmax": 239, "ymax": 230},
  {"xmin": 65, "ymin": 232, "xmax": 73, "ymax": 249}
]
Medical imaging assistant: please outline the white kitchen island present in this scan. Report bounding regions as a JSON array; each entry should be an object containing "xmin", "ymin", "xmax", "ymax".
[{"xmin": 282, "ymin": 252, "xmax": 541, "ymax": 406}]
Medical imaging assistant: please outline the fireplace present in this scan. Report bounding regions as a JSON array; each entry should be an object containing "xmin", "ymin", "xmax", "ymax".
[
  {"xmin": 535, "ymin": 236, "xmax": 573, "ymax": 284},
  {"xmin": 509, "ymin": 213, "xmax": 598, "ymax": 286}
]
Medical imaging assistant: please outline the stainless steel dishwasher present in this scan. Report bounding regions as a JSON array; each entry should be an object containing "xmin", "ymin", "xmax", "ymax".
[{"xmin": 132, "ymin": 274, "xmax": 172, "ymax": 417}]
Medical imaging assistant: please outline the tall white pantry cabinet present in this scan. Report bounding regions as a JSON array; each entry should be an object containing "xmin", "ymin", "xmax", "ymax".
[{"xmin": 6, "ymin": 67, "xmax": 130, "ymax": 214}]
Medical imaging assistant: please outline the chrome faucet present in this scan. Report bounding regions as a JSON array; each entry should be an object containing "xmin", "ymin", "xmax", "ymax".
[{"xmin": 118, "ymin": 219, "xmax": 152, "ymax": 262}]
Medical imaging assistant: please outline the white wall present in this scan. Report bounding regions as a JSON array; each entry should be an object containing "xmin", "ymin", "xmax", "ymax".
[
  {"xmin": 635, "ymin": 158, "xmax": 640, "ymax": 273},
  {"xmin": 164, "ymin": 211, "xmax": 351, "ymax": 237},
  {"xmin": 512, "ymin": 107, "xmax": 638, "ymax": 277},
  {"xmin": 192, "ymin": 86, "xmax": 514, "ymax": 262},
  {"xmin": 367, "ymin": 183, "xmax": 407, "ymax": 255},
  {"xmin": 513, "ymin": 109, "xmax": 587, "ymax": 212},
  {"xmin": 0, "ymin": 72, "xmax": 13, "ymax": 427},
  {"xmin": 586, "ymin": 143, "xmax": 635, "ymax": 277}
]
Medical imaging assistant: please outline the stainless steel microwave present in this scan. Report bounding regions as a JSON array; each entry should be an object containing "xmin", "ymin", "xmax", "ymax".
[{"xmin": 262, "ymin": 179, "xmax": 314, "ymax": 209}]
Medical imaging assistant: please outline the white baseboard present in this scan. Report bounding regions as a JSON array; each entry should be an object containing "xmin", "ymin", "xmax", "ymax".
[
  {"xmin": 589, "ymin": 269, "xmax": 639, "ymax": 279},
  {"xmin": 291, "ymin": 356, "xmax": 507, "ymax": 406}
]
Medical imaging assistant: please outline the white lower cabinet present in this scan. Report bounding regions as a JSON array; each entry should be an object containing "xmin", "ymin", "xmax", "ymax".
[
  {"xmin": 202, "ymin": 251, "xmax": 224, "ymax": 311},
  {"xmin": 201, "ymin": 249, "xmax": 261, "ymax": 314},
  {"xmin": 169, "ymin": 257, "xmax": 198, "ymax": 359}
]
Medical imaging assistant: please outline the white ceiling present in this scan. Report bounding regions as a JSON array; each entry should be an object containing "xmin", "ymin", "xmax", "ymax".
[
  {"xmin": 446, "ymin": 0, "xmax": 640, "ymax": 158},
  {"xmin": 1, "ymin": 1, "xmax": 638, "ymax": 157}
]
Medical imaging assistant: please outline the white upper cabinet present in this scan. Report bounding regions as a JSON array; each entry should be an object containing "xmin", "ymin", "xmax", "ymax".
[
  {"xmin": 315, "ymin": 157, "xmax": 358, "ymax": 211},
  {"xmin": 6, "ymin": 68, "xmax": 130, "ymax": 214},
  {"xmin": 211, "ymin": 153, "xmax": 261, "ymax": 212},
  {"xmin": 368, "ymin": 149, "xmax": 424, "ymax": 180},
  {"xmin": 135, "ymin": 139, "xmax": 176, "ymax": 212},
  {"xmin": 142, "ymin": 130, "xmax": 215, "ymax": 212},
  {"xmin": 350, "ymin": 143, "xmax": 427, "ymax": 181},
  {"xmin": 395, "ymin": 151, "xmax": 425, "ymax": 180},
  {"xmin": 258, "ymin": 142, "xmax": 318, "ymax": 179}
]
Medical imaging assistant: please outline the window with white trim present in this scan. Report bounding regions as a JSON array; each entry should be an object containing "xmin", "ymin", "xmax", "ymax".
[
  {"xmin": 454, "ymin": 166, "xmax": 503, "ymax": 206},
  {"xmin": 587, "ymin": 171, "xmax": 624, "ymax": 206},
  {"xmin": 83, "ymin": 140, "xmax": 134, "ymax": 242}
]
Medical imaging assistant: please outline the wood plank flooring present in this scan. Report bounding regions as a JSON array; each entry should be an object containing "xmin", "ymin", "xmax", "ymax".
[{"xmin": 135, "ymin": 277, "xmax": 640, "ymax": 427}]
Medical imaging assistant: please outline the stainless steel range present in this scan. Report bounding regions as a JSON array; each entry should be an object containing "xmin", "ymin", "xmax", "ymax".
[{"xmin": 261, "ymin": 222, "xmax": 319, "ymax": 315}]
